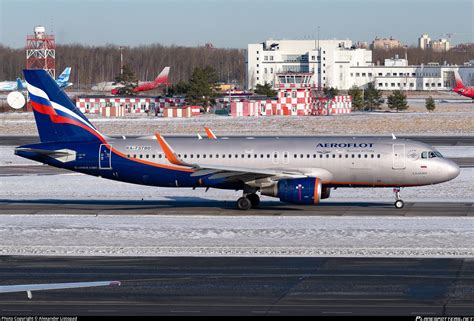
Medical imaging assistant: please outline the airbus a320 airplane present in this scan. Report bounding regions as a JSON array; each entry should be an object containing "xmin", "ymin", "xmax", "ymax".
[{"xmin": 15, "ymin": 70, "xmax": 460, "ymax": 210}]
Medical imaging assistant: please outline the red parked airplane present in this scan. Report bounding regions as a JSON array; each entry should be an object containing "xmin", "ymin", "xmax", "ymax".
[
  {"xmin": 453, "ymin": 70, "xmax": 474, "ymax": 99},
  {"xmin": 111, "ymin": 66, "xmax": 170, "ymax": 95}
]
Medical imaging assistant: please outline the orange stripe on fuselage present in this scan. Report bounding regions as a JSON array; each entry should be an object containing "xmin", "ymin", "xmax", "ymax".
[
  {"xmin": 111, "ymin": 148, "xmax": 194, "ymax": 173},
  {"xmin": 314, "ymin": 178, "xmax": 320, "ymax": 206}
]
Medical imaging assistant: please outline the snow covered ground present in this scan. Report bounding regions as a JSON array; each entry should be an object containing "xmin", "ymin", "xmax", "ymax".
[{"xmin": 0, "ymin": 215, "xmax": 473, "ymax": 258}]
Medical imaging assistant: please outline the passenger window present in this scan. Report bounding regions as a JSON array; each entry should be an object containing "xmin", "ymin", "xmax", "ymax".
[
  {"xmin": 196, "ymin": 154, "xmax": 200, "ymax": 158},
  {"xmin": 326, "ymin": 154, "xmax": 329, "ymax": 158},
  {"xmin": 371, "ymin": 154, "xmax": 374, "ymax": 158},
  {"xmin": 216, "ymin": 154, "xmax": 219, "ymax": 158},
  {"xmin": 364, "ymin": 154, "xmax": 368, "ymax": 158},
  {"xmin": 228, "ymin": 154, "xmax": 232, "ymax": 158},
  {"xmin": 190, "ymin": 154, "xmax": 193, "ymax": 158},
  {"xmin": 127, "ymin": 154, "xmax": 130, "ymax": 158},
  {"xmin": 300, "ymin": 154, "xmax": 304, "ymax": 158},
  {"xmin": 345, "ymin": 155, "xmax": 348, "ymax": 158},
  {"xmin": 332, "ymin": 154, "xmax": 336, "ymax": 158},
  {"xmin": 254, "ymin": 154, "xmax": 257, "ymax": 158},
  {"xmin": 358, "ymin": 154, "xmax": 361, "ymax": 158},
  {"xmin": 307, "ymin": 154, "xmax": 310, "ymax": 158},
  {"xmin": 139, "ymin": 155, "xmax": 143, "ymax": 159},
  {"xmin": 222, "ymin": 154, "xmax": 225, "ymax": 158},
  {"xmin": 339, "ymin": 154, "xmax": 342, "ymax": 158},
  {"xmin": 320, "ymin": 154, "xmax": 323, "ymax": 158},
  {"xmin": 377, "ymin": 154, "xmax": 381, "ymax": 158},
  {"xmin": 159, "ymin": 154, "xmax": 162, "ymax": 158},
  {"xmin": 133, "ymin": 154, "xmax": 136, "ymax": 158},
  {"xmin": 209, "ymin": 154, "xmax": 213, "ymax": 158},
  {"xmin": 152, "ymin": 154, "xmax": 155, "ymax": 158},
  {"xmin": 203, "ymin": 154, "xmax": 206, "ymax": 159},
  {"xmin": 313, "ymin": 154, "xmax": 316, "ymax": 158},
  {"xmin": 146, "ymin": 154, "xmax": 149, "ymax": 158},
  {"xmin": 267, "ymin": 154, "xmax": 270, "ymax": 158},
  {"xmin": 248, "ymin": 154, "xmax": 251, "ymax": 158},
  {"xmin": 183, "ymin": 154, "xmax": 187, "ymax": 158},
  {"xmin": 261, "ymin": 154, "xmax": 264, "ymax": 158},
  {"xmin": 352, "ymin": 154, "xmax": 355, "ymax": 158},
  {"xmin": 241, "ymin": 154, "xmax": 244, "ymax": 158}
]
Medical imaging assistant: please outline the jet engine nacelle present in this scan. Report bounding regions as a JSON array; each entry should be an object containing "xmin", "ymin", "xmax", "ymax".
[{"xmin": 261, "ymin": 177, "xmax": 322, "ymax": 205}]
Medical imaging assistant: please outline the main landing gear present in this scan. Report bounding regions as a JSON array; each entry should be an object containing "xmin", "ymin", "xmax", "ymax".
[
  {"xmin": 237, "ymin": 193, "xmax": 260, "ymax": 210},
  {"xmin": 393, "ymin": 187, "xmax": 404, "ymax": 209}
]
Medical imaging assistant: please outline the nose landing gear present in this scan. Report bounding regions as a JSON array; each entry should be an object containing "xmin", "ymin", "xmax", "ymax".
[{"xmin": 393, "ymin": 187, "xmax": 404, "ymax": 209}]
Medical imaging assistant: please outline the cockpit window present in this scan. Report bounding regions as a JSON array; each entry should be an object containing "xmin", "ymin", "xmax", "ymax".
[{"xmin": 422, "ymin": 151, "xmax": 443, "ymax": 159}]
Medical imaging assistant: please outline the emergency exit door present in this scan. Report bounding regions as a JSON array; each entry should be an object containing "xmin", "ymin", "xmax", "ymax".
[{"xmin": 392, "ymin": 144, "xmax": 405, "ymax": 169}]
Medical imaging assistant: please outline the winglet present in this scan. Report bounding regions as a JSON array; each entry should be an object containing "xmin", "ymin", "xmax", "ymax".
[
  {"xmin": 204, "ymin": 127, "xmax": 217, "ymax": 139},
  {"xmin": 154, "ymin": 133, "xmax": 189, "ymax": 166}
]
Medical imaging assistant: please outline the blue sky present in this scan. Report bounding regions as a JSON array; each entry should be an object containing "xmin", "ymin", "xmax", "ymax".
[{"xmin": 0, "ymin": 0, "xmax": 472, "ymax": 48}]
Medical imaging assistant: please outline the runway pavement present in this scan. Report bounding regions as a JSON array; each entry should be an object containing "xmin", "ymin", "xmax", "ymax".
[
  {"xmin": 0, "ymin": 256, "xmax": 473, "ymax": 316},
  {"xmin": 1, "ymin": 135, "xmax": 473, "ymax": 146},
  {"xmin": 0, "ymin": 199, "xmax": 472, "ymax": 216}
]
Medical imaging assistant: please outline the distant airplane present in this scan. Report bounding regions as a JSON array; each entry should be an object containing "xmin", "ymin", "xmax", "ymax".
[
  {"xmin": 111, "ymin": 66, "xmax": 170, "ymax": 95},
  {"xmin": 0, "ymin": 67, "xmax": 73, "ymax": 91},
  {"xmin": 0, "ymin": 281, "xmax": 120, "ymax": 299},
  {"xmin": 453, "ymin": 70, "xmax": 474, "ymax": 99},
  {"xmin": 16, "ymin": 69, "xmax": 460, "ymax": 210}
]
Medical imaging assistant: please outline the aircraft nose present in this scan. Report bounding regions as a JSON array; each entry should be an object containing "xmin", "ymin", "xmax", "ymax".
[{"xmin": 445, "ymin": 160, "xmax": 460, "ymax": 180}]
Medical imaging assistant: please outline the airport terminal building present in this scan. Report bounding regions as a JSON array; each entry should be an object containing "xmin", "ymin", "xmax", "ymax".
[{"xmin": 247, "ymin": 39, "xmax": 474, "ymax": 91}]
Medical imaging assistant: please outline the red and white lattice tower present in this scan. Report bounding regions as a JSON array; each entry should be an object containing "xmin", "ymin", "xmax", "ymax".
[{"xmin": 26, "ymin": 26, "xmax": 55, "ymax": 78}]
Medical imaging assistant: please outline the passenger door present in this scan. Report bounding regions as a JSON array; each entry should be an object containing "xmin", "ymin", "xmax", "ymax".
[
  {"xmin": 392, "ymin": 144, "xmax": 406, "ymax": 169},
  {"xmin": 99, "ymin": 144, "xmax": 112, "ymax": 169}
]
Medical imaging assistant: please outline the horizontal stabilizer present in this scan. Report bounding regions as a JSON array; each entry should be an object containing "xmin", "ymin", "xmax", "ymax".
[{"xmin": 15, "ymin": 147, "xmax": 76, "ymax": 163}]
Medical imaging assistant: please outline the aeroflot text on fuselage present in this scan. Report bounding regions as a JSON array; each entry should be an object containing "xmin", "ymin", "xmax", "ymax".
[{"xmin": 316, "ymin": 143, "xmax": 374, "ymax": 148}]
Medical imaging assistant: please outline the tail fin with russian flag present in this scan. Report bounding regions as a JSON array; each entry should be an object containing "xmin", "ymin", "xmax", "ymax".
[{"xmin": 24, "ymin": 69, "xmax": 105, "ymax": 143}]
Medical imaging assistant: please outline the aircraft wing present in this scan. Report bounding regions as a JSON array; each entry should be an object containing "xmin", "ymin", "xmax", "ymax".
[
  {"xmin": 154, "ymin": 133, "xmax": 309, "ymax": 183},
  {"xmin": 0, "ymin": 281, "xmax": 121, "ymax": 299}
]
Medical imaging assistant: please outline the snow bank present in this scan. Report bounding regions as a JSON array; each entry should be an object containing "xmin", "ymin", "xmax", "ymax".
[{"xmin": 0, "ymin": 215, "xmax": 473, "ymax": 257}]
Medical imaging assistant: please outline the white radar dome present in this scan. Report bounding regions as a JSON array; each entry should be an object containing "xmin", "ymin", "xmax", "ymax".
[
  {"xmin": 7, "ymin": 91, "xmax": 26, "ymax": 110},
  {"xmin": 34, "ymin": 26, "xmax": 46, "ymax": 38}
]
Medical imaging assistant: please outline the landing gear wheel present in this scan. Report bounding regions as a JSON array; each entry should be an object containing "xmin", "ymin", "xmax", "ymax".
[
  {"xmin": 394, "ymin": 200, "xmax": 405, "ymax": 209},
  {"xmin": 237, "ymin": 197, "xmax": 252, "ymax": 210},
  {"xmin": 247, "ymin": 193, "xmax": 260, "ymax": 208}
]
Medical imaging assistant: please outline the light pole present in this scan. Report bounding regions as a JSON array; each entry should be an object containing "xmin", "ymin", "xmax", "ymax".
[{"xmin": 119, "ymin": 46, "xmax": 124, "ymax": 75}]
